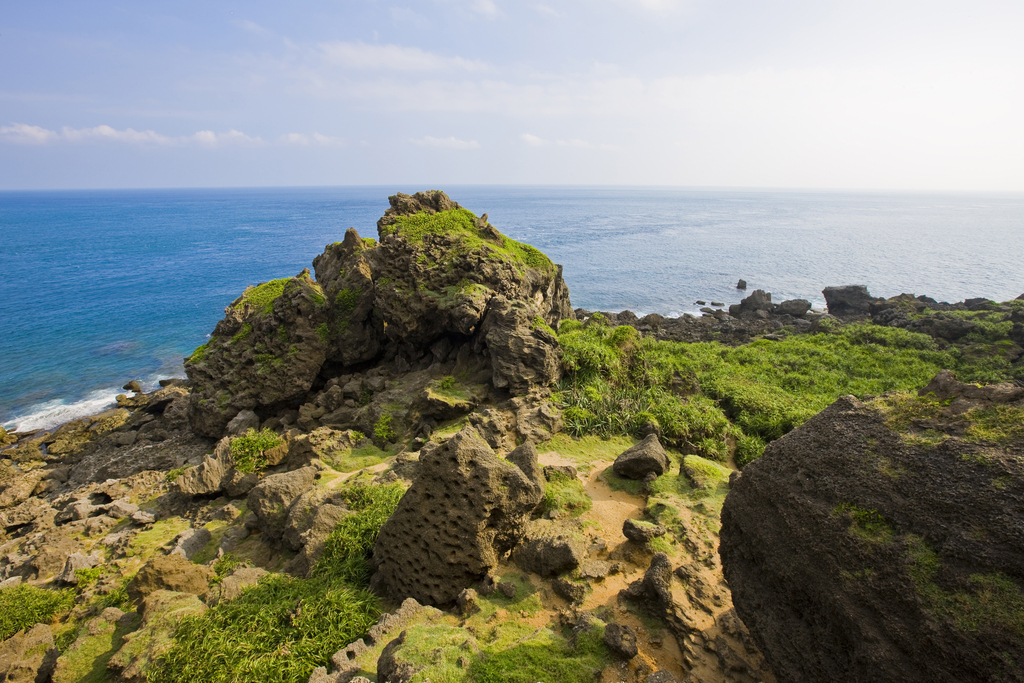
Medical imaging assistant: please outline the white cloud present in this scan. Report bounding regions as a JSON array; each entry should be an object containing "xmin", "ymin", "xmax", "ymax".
[
  {"xmin": 61, "ymin": 124, "xmax": 176, "ymax": 145},
  {"xmin": 279, "ymin": 132, "xmax": 346, "ymax": 146},
  {"xmin": 411, "ymin": 135, "xmax": 480, "ymax": 149},
  {"xmin": 0, "ymin": 123, "xmax": 267, "ymax": 147},
  {"xmin": 0, "ymin": 123, "xmax": 59, "ymax": 144},
  {"xmin": 469, "ymin": 0, "xmax": 501, "ymax": 17},
  {"xmin": 520, "ymin": 133, "xmax": 547, "ymax": 146},
  {"xmin": 234, "ymin": 19, "xmax": 272, "ymax": 36},
  {"xmin": 389, "ymin": 7, "xmax": 430, "ymax": 27},
  {"xmin": 319, "ymin": 41, "xmax": 488, "ymax": 72},
  {"xmin": 191, "ymin": 129, "xmax": 264, "ymax": 147}
]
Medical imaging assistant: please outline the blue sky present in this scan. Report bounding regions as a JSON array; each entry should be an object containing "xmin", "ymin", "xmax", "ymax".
[{"xmin": 2, "ymin": 0, "xmax": 1023, "ymax": 190}]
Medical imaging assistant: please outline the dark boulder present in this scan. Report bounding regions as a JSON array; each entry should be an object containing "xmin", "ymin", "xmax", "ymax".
[
  {"xmin": 822, "ymin": 285, "xmax": 881, "ymax": 318},
  {"xmin": 775, "ymin": 299, "xmax": 811, "ymax": 317},
  {"xmin": 613, "ymin": 434, "xmax": 670, "ymax": 480},
  {"xmin": 720, "ymin": 390, "xmax": 1024, "ymax": 683}
]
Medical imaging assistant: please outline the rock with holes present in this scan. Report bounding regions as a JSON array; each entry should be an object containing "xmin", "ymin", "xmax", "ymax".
[{"xmin": 370, "ymin": 426, "xmax": 543, "ymax": 605}]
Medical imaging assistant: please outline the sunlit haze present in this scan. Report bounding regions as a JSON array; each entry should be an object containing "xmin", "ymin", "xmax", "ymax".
[{"xmin": 2, "ymin": 0, "xmax": 1023, "ymax": 190}]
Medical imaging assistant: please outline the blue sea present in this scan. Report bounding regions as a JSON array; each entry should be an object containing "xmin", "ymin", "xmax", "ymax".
[{"xmin": 2, "ymin": 186, "xmax": 1023, "ymax": 432}]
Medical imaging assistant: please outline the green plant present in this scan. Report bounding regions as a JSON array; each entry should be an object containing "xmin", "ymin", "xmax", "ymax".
[
  {"xmin": 151, "ymin": 484, "xmax": 402, "ymax": 683},
  {"xmin": 231, "ymin": 324, "xmax": 252, "ymax": 344},
  {"xmin": 0, "ymin": 584, "xmax": 75, "ymax": 640},
  {"xmin": 237, "ymin": 278, "xmax": 289, "ymax": 315},
  {"xmin": 165, "ymin": 465, "xmax": 192, "ymax": 483},
  {"xmin": 834, "ymin": 503, "xmax": 893, "ymax": 544},
  {"xmin": 316, "ymin": 322, "xmax": 330, "ymax": 344},
  {"xmin": 439, "ymin": 375, "xmax": 456, "ymax": 391},
  {"xmin": 230, "ymin": 428, "xmax": 283, "ymax": 474},
  {"xmin": 334, "ymin": 287, "xmax": 360, "ymax": 312},
  {"xmin": 373, "ymin": 412, "xmax": 396, "ymax": 445}
]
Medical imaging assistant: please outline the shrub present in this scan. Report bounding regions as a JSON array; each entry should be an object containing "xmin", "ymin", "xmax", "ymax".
[
  {"xmin": 373, "ymin": 412, "xmax": 396, "ymax": 445},
  {"xmin": 230, "ymin": 428, "xmax": 283, "ymax": 474},
  {"xmin": 0, "ymin": 584, "xmax": 75, "ymax": 640}
]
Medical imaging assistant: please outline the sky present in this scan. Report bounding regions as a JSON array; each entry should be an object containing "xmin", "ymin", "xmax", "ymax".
[{"xmin": 2, "ymin": 0, "xmax": 1023, "ymax": 190}]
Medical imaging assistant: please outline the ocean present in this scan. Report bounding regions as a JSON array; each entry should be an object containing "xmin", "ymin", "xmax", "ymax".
[{"xmin": 2, "ymin": 186, "xmax": 1023, "ymax": 432}]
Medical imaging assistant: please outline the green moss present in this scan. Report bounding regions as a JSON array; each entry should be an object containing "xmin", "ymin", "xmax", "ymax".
[
  {"xmin": 53, "ymin": 616, "xmax": 137, "ymax": 683},
  {"xmin": 835, "ymin": 503, "xmax": 894, "ymax": 544},
  {"xmin": 237, "ymin": 278, "xmax": 289, "ymax": 315},
  {"xmin": 469, "ymin": 623, "xmax": 609, "ymax": 683},
  {"xmin": 321, "ymin": 443, "xmax": 400, "ymax": 473},
  {"xmin": 186, "ymin": 343, "xmax": 208, "ymax": 364},
  {"xmin": 681, "ymin": 454, "xmax": 731, "ymax": 492},
  {"xmin": 0, "ymin": 584, "xmax": 76, "ymax": 640},
  {"xmin": 316, "ymin": 322, "xmax": 330, "ymax": 344},
  {"xmin": 278, "ymin": 325, "xmax": 289, "ymax": 344},
  {"xmin": 381, "ymin": 208, "xmax": 554, "ymax": 275},
  {"xmin": 230, "ymin": 428, "xmax": 283, "ymax": 474},
  {"xmin": 361, "ymin": 237, "xmax": 377, "ymax": 248},
  {"xmin": 964, "ymin": 404, "xmax": 1024, "ymax": 443},
  {"xmin": 539, "ymin": 471, "xmax": 592, "ymax": 517},
  {"xmin": 127, "ymin": 517, "xmax": 191, "ymax": 557},
  {"xmin": 334, "ymin": 287, "xmax": 361, "ymax": 312},
  {"xmin": 166, "ymin": 465, "xmax": 193, "ymax": 483},
  {"xmin": 535, "ymin": 433, "xmax": 637, "ymax": 465},
  {"xmin": 906, "ymin": 535, "xmax": 1024, "ymax": 637},
  {"xmin": 231, "ymin": 324, "xmax": 252, "ymax": 344}
]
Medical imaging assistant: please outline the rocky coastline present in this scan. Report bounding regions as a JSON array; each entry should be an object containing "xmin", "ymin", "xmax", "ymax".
[{"xmin": 2, "ymin": 190, "xmax": 1022, "ymax": 683}]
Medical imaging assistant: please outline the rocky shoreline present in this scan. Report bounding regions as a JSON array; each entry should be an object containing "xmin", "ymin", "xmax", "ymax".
[{"xmin": 2, "ymin": 191, "xmax": 1022, "ymax": 683}]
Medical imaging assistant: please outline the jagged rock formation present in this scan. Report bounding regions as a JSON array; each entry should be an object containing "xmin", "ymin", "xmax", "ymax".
[
  {"xmin": 720, "ymin": 377, "xmax": 1024, "ymax": 683},
  {"xmin": 185, "ymin": 269, "xmax": 332, "ymax": 437},
  {"xmin": 369, "ymin": 427, "xmax": 544, "ymax": 605},
  {"xmin": 185, "ymin": 190, "xmax": 573, "ymax": 439}
]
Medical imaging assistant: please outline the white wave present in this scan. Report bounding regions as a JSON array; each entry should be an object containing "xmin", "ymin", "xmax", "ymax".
[{"xmin": 3, "ymin": 387, "xmax": 122, "ymax": 433}]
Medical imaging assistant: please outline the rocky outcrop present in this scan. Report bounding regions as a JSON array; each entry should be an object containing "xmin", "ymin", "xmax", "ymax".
[
  {"xmin": 720, "ymin": 385, "xmax": 1024, "ymax": 683},
  {"xmin": 370, "ymin": 427, "xmax": 544, "ymax": 605},
  {"xmin": 512, "ymin": 519, "xmax": 586, "ymax": 576},
  {"xmin": 185, "ymin": 268, "xmax": 332, "ymax": 437},
  {"xmin": 182, "ymin": 191, "xmax": 573, "ymax": 439},
  {"xmin": 246, "ymin": 466, "xmax": 318, "ymax": 543},
  {"xmin": 312, "ymin": 228, "xmax": 383, "ymax": 367},
  {"xmin": 0, "ymin": 623, "xmax": 57, "ymax": 683}
]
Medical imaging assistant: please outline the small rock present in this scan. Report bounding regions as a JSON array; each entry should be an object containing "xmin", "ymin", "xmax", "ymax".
[
  {"xmin": 646, "ymin": 672, "xmax": 678, "ymax": 683},
  {"xmin": 613, "ymin": 434, "xmax": 669, "ymax": 480},
  {"xmin": 552, "ymin": 577, "xmax": 587, "ymax": 604},
  {"xmin": 104, "ymin": 499, "xmax": 140, "ymax": 519},
  {"xmin": 128, "ymin": 554, "xmax": 214, "ymax": 604},
  {"xmin": 736, "ymin": 279, "xmax": 747, "ymax": 289},
  {"xmin": 131, "ymin": 510, "xmax": 156, "ymax": 525},
  {"xmin": 226, "ymin": 410, "xmax": 260, "ymax": 436},
  {"xmin": 457, "ymin": 588, "xmax": 480, "ymax": 616},
  {"xmin": 497, "ymin": 582, "xmax": 516, "ymax": 599},
  {"xmin": 169, "ymin": 527, "xmax": 213, "ymax": 561},
  {"xmin": 123, "ymin": 380, "xmax": 142, "ymax": 393},
  {"xmin": 604, "ymin": 623, "xmax": 639, "ymax": 659},
  {"xmin": 55, "ymin": 553, "xmax": 98, "ymax": 585},
  {"xmin": 623, "ymin": 518, "xmax": 667, "ymax": 544}
]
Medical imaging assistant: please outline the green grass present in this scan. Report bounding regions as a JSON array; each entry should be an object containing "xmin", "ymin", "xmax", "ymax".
[
  {"xmin": 536, "ymin": 433, "xmax": 637, "ymax": 465},
  {"xmin": 0, "ymin": 584, "xmax": 75, "ymax": 640},
  {"xmin": 380, "ymin": 207, "xmax": 554, "ymax": 276},
  {"xmin": 237, "ymin": 278, "xmax": 289, "ymax": 315},
  {"xmin": 230, "ymin": 428, "xmax": 283, "ymax": 474},
  {"xmin": 186, "ymin": 343, "xmax": 208, "ymax": 364},
  {"xmin": 53, "ymin": 617, "xmax": 138, "ymax": 683},
  {"xmin": 151, "ymin": 483, "xmax": 404, "ymax": 683},
  {"xmin": 315, "ymin": 322, "xmax": 330, "ymax": 344},
  {"xmin": 556, "ymin": 320, "xmax": 957, "ymax": 466},
  {"xmin": 469, "ymin": 621, "xmax": 610, "ymax": 683},
  {"xmin": 320, "ymin": 442, "xmax": 397, "ymax": 473},
  {"xmin": 231, "ymin": 324, "xmax": 252, "ymax": 344},
  {"xmin": 539, "ymin": 471, "xmax": 592, "ymax": 517}
]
